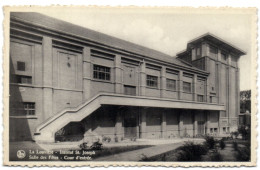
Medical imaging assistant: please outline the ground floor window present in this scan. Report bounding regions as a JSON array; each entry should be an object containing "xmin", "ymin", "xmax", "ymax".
[
  {"xmin": 16, "ymin": 75, "xmax": 32, "ymax": 84},
  {"xmin": 23, "ymin": 102, "xmax": 35, "ymax": 115}
]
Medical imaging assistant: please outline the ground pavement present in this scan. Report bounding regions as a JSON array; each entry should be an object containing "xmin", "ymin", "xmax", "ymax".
[{"xmin": 95, "ymin": 139, "xmax": 204, "ymax": 161}]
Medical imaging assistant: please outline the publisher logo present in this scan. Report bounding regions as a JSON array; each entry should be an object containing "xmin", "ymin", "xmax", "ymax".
[{"xmin": 17, "ymin": 150, "xmax": 26, "ymax": 159}]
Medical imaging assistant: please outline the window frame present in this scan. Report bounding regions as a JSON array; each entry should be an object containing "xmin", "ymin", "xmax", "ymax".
[
  {"xmin": 197, "ymin": 95, "xmax": 204, "ymax": 102},
  {"xmin": 183, "ymin": 81, "xmax": 192, "ymax": 93},
  {"xmin": 16, "ymin": 75, "xmax": 32, "ymax": 84},
  {"xmin": 146, "ymin": 75, "xmax": 158, "ymax": 88},
  {"xmin": 93, "ymin": 64, "xmax": 111, "ymax": 81},
  {"xmin": 17, "ymin": 61, "xmax": 26, "ymax": 71},
  {"xmin": 23, "ymin": 102, "xmax": 35, "ymax": 116},
  {"xmin": 166, "ymin": 78, "xmax": 177, "ymax": 91}
]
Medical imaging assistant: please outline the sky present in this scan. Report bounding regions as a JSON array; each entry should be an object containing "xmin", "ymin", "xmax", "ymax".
[{"xmin": 36, "ymin": 7, "xmax": 253, "ymax": 90}]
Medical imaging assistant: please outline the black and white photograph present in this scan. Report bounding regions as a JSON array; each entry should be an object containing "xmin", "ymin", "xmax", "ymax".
[{"xmin": 3, "ymin": 6, "xmax": 257, "ymax": 166}]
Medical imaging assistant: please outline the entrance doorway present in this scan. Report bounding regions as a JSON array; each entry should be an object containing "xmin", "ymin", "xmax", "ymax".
[{"xmin": 123, "ymin": 112, "xmax": 138, "ymax": 138}]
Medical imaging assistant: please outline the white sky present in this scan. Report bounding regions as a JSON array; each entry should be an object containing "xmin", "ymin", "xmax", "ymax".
[{"xmin": 37, "ymin": 7, "xmax": 253, "ymax": 90}]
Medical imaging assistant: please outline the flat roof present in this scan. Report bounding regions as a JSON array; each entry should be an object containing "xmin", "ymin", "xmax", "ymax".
[{"xmin": 188, "ymin": 33, "xmax": 246, "ymax": 56}]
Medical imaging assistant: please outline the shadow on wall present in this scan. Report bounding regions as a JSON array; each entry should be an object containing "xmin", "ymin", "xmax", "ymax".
[
  {"xmin": 55, "ymin": 106, "xmax": 117, "ymax": 142},
  {"xmin": 9, "ymin": 58, "xmax": 32, "ymax": 141}
]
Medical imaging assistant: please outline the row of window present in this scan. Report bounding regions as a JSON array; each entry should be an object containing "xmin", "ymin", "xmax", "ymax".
[{"xmin": 13, "ymin": 64, "xmax": 194, "ymax": 93}]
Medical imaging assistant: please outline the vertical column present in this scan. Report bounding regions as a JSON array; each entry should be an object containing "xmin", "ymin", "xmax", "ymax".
[
  {"xmin": 140, "ymin": 60, "xmax": 146, "ymax": 96},
  {"xmin": 227, "ymin": 54, "xmax": 232, "ymax": 127},
  {"xmin": 178, "ymin": 111, "xmax": 184, "ymax": 137},
  {"xmin": 42, "ymin": 36, "xmax": 53, "ymax": 119},
  {"xmin": 83, "ymin": 47, "xmax": 92, "ymax": 101},
  {"xmin": 193, "ymin": 112, "xmax": 197, "ymax": 137},
  {"xmin": 236, "ymin": 68, "xmax": 240, "ymax": 118},
  {"xmin": 217, "ymin": 49, "xmax": 222, "ymax": 104},
  {"xmin": 160, "ymin": 66, "xmax": 166, "ymax": 98},
  {"xmin": 193, "ymin": 74, "xmax": 197, "ymax": 101},
  {"xmin": 205, "ymin": 58, "xmax": 210, "ymax": 102},
  {"xmin": 205, "ymin": 111, "xmax": 210, "ymax": 134},
  {"xmin": 115, "ymin": 110, "xmax": 123, "ymax": 140},
  {"xmin": 140, "ymin": 108, "xmax": 147, "ymax": 138},
  {"xmin": 114, "ymin": 55, "xmax": 122, "ymax": 94},
  {"xmin": 178, "ymin": 71, "xmax": 183, "ymax": 100},
  {"xmin": 161, "ymin": 111, "xmax": 167, "ymax": 138}
]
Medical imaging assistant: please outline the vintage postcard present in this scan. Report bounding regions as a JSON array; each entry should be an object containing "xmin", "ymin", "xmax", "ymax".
[{"xmin": 3, "ymin": 6, "xmax": 257, "ymax": 166}]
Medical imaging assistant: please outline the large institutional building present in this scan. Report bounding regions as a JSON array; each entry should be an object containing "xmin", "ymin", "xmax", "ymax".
[{"xmin": 9, "ymin": 13, "xmax": 245, "ymax": 143}]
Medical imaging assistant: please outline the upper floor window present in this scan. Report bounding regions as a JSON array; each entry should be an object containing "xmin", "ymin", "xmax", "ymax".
[
  {"xmin": 93, "ymin": 65, "xmax": 111, "ymax": 81},
  {"xmin": 17, "ymin": 61, "xmax": 25, "ymax": 71},
  {"xmin": 16, "ymin": 75, "xmax": 32, "ymax": 84},
  {"xmin": 146, "ymin": 75, "xmax": 158, "ymax": 88},
  {"xmin": 23, "ymin": 102, "xmax": 35, "ymax": 115},
  {"xmin": 209, "ymin": 45, "xmax": 218, "ymax": 54},
  {"xmin": 197, "ymin": 95, "xmax": 204, "ymax": 102},
  {"xmin": 183, "ymin": 81, "xmax": 192, "ymax": 93},
  {"xmin": 196, "ymin": 47, "xmax": 201, "ymax": 56},
  {"xmin": 221, "ymin": 53, "xmax": 227, "ymax": 61},
  {"xmin": 166, "ymin": 79, "xmax": 176, "ymax": 91}
]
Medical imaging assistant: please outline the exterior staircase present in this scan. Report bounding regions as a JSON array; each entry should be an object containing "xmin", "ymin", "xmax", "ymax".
[{"xmin": 34, "ymin": 94, "xmax": 102, "ymax": 143}]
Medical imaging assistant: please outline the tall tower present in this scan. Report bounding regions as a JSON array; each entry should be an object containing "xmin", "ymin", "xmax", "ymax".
[{"xmin": 177, "ymin": 33, "xmax": 246, "ymax": 133}]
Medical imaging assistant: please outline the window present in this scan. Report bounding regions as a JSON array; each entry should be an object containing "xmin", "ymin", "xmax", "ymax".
[
  {"xmin": 146, "ymin": 75, "xmax": 158, "ymax": 88},
  {"xmin": 23, "ymin": 102, "xmax": 35, "ymax": 115},
  {"xmin": 196, "ymin": 47, "xmax": 201, "ymax": 56},
  {"xmin": 197, "ymin": 95, "xmax": 204, "ymax": 102},
  {"xmin": 209, "ymin": 45, "xmax": 218, "ymax": 54},
  {"xmin": 17, "ymin": 61, "xmax": 25, "ymax": 71},
  {"xmin": 93, "ymin": 65, "xmax": 110, "ymax": 81},
  {"xmin": 221, "ymin": 53, "xmax": 227, "ymax": 61},
  {"xmin": 166, "ymin": 79, "xmax": 176, "ymax": 90},
  {"xmin": 16, "ymin": 75, "xmax": 32, "ymax": 84},
  {"xmin": 183, "ymin": 81, "xmax": 191, "ymax": 93},
  {"xmin": 210, "ymin": 96, "xmax": 213, "ymax": 103}
]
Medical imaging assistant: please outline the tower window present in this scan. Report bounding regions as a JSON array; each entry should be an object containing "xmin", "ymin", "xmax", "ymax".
[{"xmin": 17, "ymin": 61, "xmax": 25, "ymax": 71}]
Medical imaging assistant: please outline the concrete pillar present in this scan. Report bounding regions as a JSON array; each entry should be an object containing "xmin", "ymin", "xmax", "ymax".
[
  {"xmin": 178, "ymin": 111, "xmax": 184, "ymax": 137},
  {"xmin": 193, "ymin": 74, "xmax": 197, "ymax": 101},
  {"xmin": 42, "ymin": 36, "xmax": 53, "ymax": 120},
  {"xmin": 227, "ymin": 54, "xmax": 232, "ymax": 126},
  {"xmin": 115, "ymin": 111, "xmax": 123, "ymax": 140},
  {"xmin": 83, "ymin": 47, "xmax": 92, "ymax": 100},
  {"xmin": 178, "ymin": 71, "xmax": 183, "ymax": 100},
  {"xmin": 205, "ymin": 111, "xmax": 210, "ymax": 134},
  {"xmin": 193, "ymin": 112, "xmax": 197, "ymax": 137},
  {"xmin": 160, "ymin": 66, "xmax": 166, "ymax": 98},
  {"xmin": 161, "ymin": 111, "xmax": 167, "ymax": 138},
  {"xmin": 140, "ymin": 108, "xmax": 147, "ymax": 138},
  {"xmin": 114, "ymin": 55, "xmax": 122, "ymax": 94},
  {"xmin": 140, "ymin": 60, "xmax": 146, "ymax": 96},
  {"xmin": 236, "ymin": 68, "xmax": 240, "ymax": 118}
]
